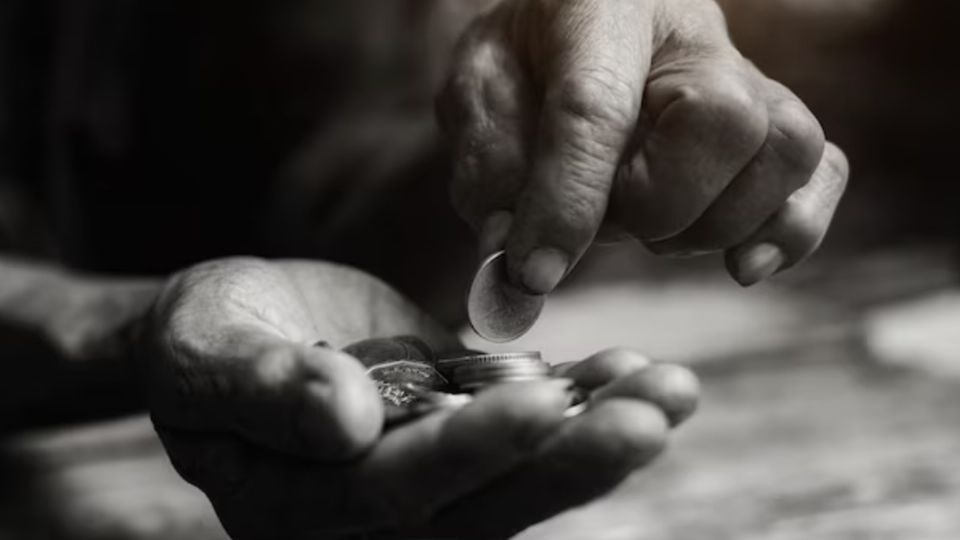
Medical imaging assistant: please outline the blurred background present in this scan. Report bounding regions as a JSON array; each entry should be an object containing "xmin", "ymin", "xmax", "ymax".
[{"xmin": 2, "ymin": 0, "xmax": 960, "ymax": 539}]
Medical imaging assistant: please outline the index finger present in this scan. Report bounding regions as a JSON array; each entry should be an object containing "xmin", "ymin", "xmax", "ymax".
[{"xmin": 505, "ymin": 0, "xmax": 653, "ymax": 294}]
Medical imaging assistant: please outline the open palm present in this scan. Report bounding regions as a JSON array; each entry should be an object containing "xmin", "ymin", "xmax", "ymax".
[{"xmin": 138, "ymin": 257, "xmax": 697, "ymax": 539}]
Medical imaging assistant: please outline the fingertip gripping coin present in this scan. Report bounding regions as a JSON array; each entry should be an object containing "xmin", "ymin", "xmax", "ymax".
[{"xmin": 467, "ymin": 251, "xmax": 545, "ymax": 343}]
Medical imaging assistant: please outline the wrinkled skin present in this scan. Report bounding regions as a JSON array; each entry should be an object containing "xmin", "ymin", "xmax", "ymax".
[
  {"xmin": 438, "ymin": 0, "xmax": 849, "ymax": 291},
  {"xmin": 139, "ymin": 258, "xmax": 699, "ymax": 539}
]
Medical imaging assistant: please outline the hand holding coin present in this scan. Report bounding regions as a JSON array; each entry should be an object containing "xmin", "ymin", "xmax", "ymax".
[
  {"xmin": 140, "ymin": 257, "xmax": 699, "ymax": 538},
  {"xmin": 440, "ymin": 0, "xmax": 848, "ymax": 291},
  {"xmin": 467, "ymin": 250, "xmax": 545, "ymax": 342}
]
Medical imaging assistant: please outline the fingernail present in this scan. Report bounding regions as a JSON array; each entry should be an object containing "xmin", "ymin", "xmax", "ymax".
[
  {"xmin": 734, "ymin": 243, "xmax": 785, "ymax": 287},
  {"xmin": 520, "ymin": 248, "xmax": 569, "ymax": 294}
]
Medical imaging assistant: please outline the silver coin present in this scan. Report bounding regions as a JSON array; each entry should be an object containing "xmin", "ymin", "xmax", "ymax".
[
  {"xmin": 365, "ymin": 360, "xmax": 450, "ymax": 425},
  {"xmin": 458, "ymin": 377, "xmax": 551, "ymax": 392},
  {"xmin": 438, "ymin": 351, "xmax": 544, "ymax": 373},
  {"xmin": 366, "ymin": 360, "xmax": 448, "ymax": 389},
  {"xmin": 454, "ymin": 362, "xmax": 552, "ymax": 379},
  {"xmin": 454, "ymin": 363, "xmax": 553, "ymax": 391},
  {"xmin": 467, "ymin": 251, "xmax": 545, "ymax": 343}
]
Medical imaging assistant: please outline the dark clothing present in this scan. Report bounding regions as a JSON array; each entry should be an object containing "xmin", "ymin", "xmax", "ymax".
[{"xmin": 0, "ymin": 0, "xmax": 472, "ymax": 320}]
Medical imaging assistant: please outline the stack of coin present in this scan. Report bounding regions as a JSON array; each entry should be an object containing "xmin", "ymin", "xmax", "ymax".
[{"xmin": 439, "ymin": 351, "xmax": 553, "ymax": 392}]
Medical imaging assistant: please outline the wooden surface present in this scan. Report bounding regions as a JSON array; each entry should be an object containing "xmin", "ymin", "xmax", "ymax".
[
  {"xmin": 4, "ymin": 337, "xmax": 960, "ymax": 540},
  {"xmin": 523, "ymin": 342, "xmax": 960, "ymax": 540}
]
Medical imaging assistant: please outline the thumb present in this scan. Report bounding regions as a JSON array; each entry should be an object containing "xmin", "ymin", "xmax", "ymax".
[
  {"xmin": 505, "ymin": 0, "xmax": 652, "ymax": 294},
  {"xmin": 146, "ymin": 327, "xmax": 383, "ymax": 461}
]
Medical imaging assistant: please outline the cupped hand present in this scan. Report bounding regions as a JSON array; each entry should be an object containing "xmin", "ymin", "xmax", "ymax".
[
  {"xmin": 438, "ymin": 0, "xmax": 849, "ymax": 290},
  {"xmin": 137, "ymin": 257, "xmax": 698, "ymax": 539}
]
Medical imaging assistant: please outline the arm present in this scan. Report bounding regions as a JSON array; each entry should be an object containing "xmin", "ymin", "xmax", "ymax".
[{"xmin": 0, "ymin": 255, "xmax": 161, "ymax": 432}]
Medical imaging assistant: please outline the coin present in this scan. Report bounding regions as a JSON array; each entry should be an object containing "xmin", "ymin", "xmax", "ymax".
[
  {"xmin": 455, "ymin": 366, "xmax": 553, "ymax": 390},
  {"xmin": 467, "ymin": 251, "xmax": 545, "ymax": 343},
  {"xmin": 438, "ymin": 351, "xmax": 549, "ymax": 388},
  {"xmin": 343, "ymin": 336, "xmax": 434, "ymax": 369},
  {"xmin": 364, "ymin": 360, "xmax": 450, "ymax": 425},
  {"xmin": 366, "ymin": 360, "xmax": 449, "ymax": 398},
  {"xmin": 437, "ymin": 351, "xmax": 544, "ymax": 374},
  {"xmin": 447, "ymin": 352, "xmax": 553, "ymax": 391}
]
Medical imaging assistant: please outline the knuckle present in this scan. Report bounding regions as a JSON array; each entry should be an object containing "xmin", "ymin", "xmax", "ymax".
[
  {"xmin": 442, "ymin": 28, "xmax": 517, "ymax": 133},
  {"xmin": 549, "ymin": 71, "xmax": 638, "ymax": 134},
  {"xmin": 823, "ymin": 142, "xmax": 851, "ymax": 189},
  {"xmin": 674, "ymin": 74, "xmax": 767, "ymax": 144},
  {"xmin": 462, "ymin": 39, "xmax": 509, "ymax": 84},
  {"xmin": 776, "ymin": 197, "xmax": 828, "ymax": 255},
  {"xmin": 439, "ymin": 62, "xmax": 487, "ymax": 133},
  {"xmin": 767, "ymin": 101, "xmax": 826, "ymax": 181}
]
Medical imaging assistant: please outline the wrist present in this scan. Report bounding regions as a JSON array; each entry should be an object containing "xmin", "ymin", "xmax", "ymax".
[
  {"xmin": 43, "ymin": 273, "xmax": 164, "ymax": 363},
  {"xmin": 0, "ymin": 259, "xmax": 165, "ymax": 429}
]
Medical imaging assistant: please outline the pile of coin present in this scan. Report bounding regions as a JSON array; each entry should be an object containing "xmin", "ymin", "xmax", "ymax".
[
  {"xmin": 438, "ymin": 351, "xmax": 553, "ymax": 391},
  {"xmin": 338, "ymin": 249, "xmax": 584, "ymax": 425}
]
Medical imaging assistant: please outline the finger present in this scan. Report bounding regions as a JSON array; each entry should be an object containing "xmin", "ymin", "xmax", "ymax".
[
  {"xmin": 505, "ymin": 0, "xmax": 655, "ymax": 294},
  {"xmin": 726, "ymin": 142, "xmax": 849, "ymax": 286},
  {"xmin": 611, "ymin": 1, "xmax": 768, "ymax": 242},
  {"xmin": 557, "ymin": 349, "xmax": 699, "ymax": 426},
  {"xmin": 438, "ymin": 11, "xmax": 533, "ymax": 231},
  {"xmin": 150, "ymin": 327, "xmax": 383, "ymax": 460},
  {"xmin": 478, "ymin": 210, "xmax": 513, "ymax": 258},
  {"xmin": 185, "ymin": 379, "xmax": 576, "ymax": 537},
  {"xmin": 429, "ymin": 399, "xmax": 669, "ymax": 539},
  {"xmin": 647, "ymin": 78, "xmax": 825, "ymax": 254},
  {"xmin": 554, "ymin": 347, "xmax": 653, "ymax": 389},
  {"xmin": 353, "ymin": 379, "xmax": 575, "ymax": 528},
  {"xmin": 591, "ymin": 363, "xmax": 700, "ymax": 427}
]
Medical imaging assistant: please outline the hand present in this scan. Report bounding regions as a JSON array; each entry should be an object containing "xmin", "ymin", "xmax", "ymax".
[
  {"xmin": 438, "ymin": 0, "xmax": 849, "ymax": 290},
  {"xmin": 137, "ymin": 257, "xmax": 699, "ymax": 539}
]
